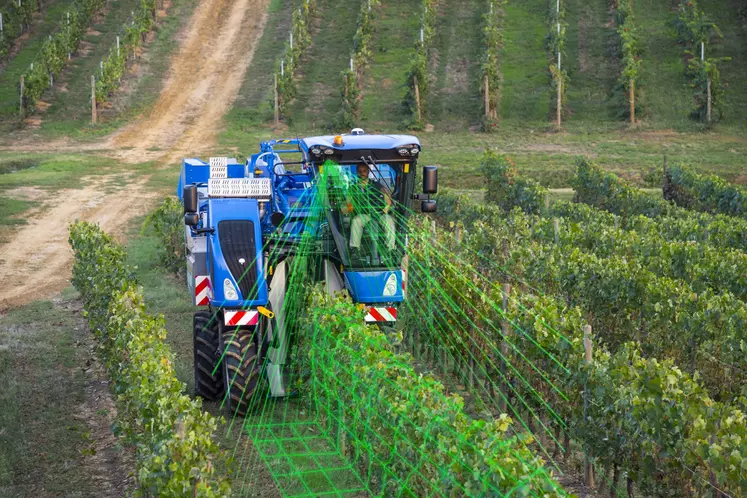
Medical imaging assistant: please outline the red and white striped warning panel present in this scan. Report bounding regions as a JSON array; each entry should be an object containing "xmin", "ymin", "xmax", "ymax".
[
  {"xmin": 365, "ymin": 307, "xmax": 398, "ymax": 323},
  {"xmin": 224, "ymin": 310, "xmax": 259, "ymax": 327},
  {"xmin": 195, "ymin": 276, "xmax": 212, "ymax": 306}
]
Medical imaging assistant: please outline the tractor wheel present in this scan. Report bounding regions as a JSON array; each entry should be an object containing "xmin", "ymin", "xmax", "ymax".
[
  {"xmin": 193, "ymin": 311, "xmax": 223, "ymax": 401},
  {"xmin": 221, "ymin": 327, "xmax": 260, "ymax": 416}
]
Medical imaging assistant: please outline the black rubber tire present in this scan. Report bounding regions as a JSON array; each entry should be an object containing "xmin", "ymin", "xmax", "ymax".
[
  {"xmin": 193, "ymin": 311, "xmax": 224, "ymax": 401},
  {"xmin": 221, "ymin": 327, "xmax": 260, "ymax": 416}
]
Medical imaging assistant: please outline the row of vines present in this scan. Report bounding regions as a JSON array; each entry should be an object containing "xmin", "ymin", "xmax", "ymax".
[
  {"xmin": 68, "ymin": 220, "xmax": 229, "ymax": 496},
  {"xmin": 480, "ymin": 0, "xmax": 503, "ymax": 130},
  {"xmin": 335, "ymin": 0, "xmax": 379, "ymax": 129},
  {"xmin": 416, "ymin": 188, "xmax": 747, "ymax": 496},
  {"xmin": 21, "ymin": 0, "xmax": 106, "ymax": 112},
  {"xmin": 664, "ymin": 163, "xmax": 747, "ymax": 219},
  {"xmin": 308, "ymin": 290, "xmax": 569, "ymax": 497},
  {"xmin": 275, "ymin": 0, "xmax": 315, "ymax": 121},
  {"xmin": 571, "ymin": 157, "xmax": 747, "ymax": 252},
  {"xmin": 402, "ymin": 0, "xmax": 437, "ymax": 129},
  {"xmin": 612, "ymin": 0, "xmax": 641, "ymax": 123},
  {"xmin": 0, "ymin": 0, "xmax": 39, "ymax": 59},
  {"xmin": 673, "ymin": 0, "xmax": 730, "ymax": 123},
  {"xmin": 95, "ymin": 0, "xmax": 159, "ymax": 106}
]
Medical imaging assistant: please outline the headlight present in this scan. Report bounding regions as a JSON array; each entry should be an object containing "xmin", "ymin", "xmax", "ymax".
[
  {"xmin": 398, "ymin": 148, "xmax": 409, "ymax": 156},
  {"xmin": 383, "ymin": 273, "xmax": 398, "ymax": 297},
  {"xmin": 410, "ymin": 147, "xmax": 419, "ymax": 155},
  {"xmin": 324, "ymin": 148, "xmax": 334, "ymax": 155},
  {"xmin": 311, "ymin": 147, "xmax": 321, "ymax": 156},
  {"xmin": 224, "ymin": 278, "xmax": 239, "ymax": 300}
]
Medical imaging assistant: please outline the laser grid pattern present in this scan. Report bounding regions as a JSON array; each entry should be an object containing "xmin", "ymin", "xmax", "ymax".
[{"xmin": 205, "ymin": 160, "xmax": 575, "ymax": 497}]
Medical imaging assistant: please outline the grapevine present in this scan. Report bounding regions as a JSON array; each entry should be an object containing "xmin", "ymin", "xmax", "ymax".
[
  {"xmin": 335, "ymin": 0, "xmax": 379, "ymax": 129},
  {"xmin": 424, "ymin": 192, "xmax": 747, "ymax": 496},
  {"xmin": 480, "ymin": 0, "xmax": 504, "ymax": 131},
  {"xmin": 664, "ymin": 163, "xmax": 747, "ymax": 218},
  {"xmin": 275, "ymin": 0, "xmax": 315, "ymax": 120},
  {"xmin": 612, "ymin": 0, "xmax": 642, "ymax": 123},
  {"xmin": 402, "ymin": 0, "xmax": 437, "ymax": 130},
  {"xmin": 21, "ymin": 0, "xmax": 106, "ymax": 112}
]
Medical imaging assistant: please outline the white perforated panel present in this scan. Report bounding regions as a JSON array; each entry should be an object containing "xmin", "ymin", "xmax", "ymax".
[
  {"xmin": 209, "ymin": 157, "xmax": 228, "ymax": 178},
  {"xmin": 208, "ymin": 178, "xmax": 272, "ymax": 199}
]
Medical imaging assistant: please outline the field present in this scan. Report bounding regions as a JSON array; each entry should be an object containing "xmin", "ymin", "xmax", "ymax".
[{"xmin": 0, "ymin": 0, "xmax": 746, "ymax": 496}]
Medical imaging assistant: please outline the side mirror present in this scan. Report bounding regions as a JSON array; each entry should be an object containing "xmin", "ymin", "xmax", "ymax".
[
  {"xmin": 183, "ymin": 185, "xmax": 198, "ymax": 214},
  {"xmin": 421, "ymin": 200, "xmax": 437, "ymax": 213},
  {"xmin": 422, "ymin": 165, "xmax": 438, "ymax": 195}
]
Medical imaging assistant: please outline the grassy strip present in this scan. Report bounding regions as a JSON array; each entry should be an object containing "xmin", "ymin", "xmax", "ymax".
[
  {"xmin": 499, "ymin": 0, "xmax": 549, "ymax": 123},
  {"xmin": 0, "ymin": 294, "xmax": 112, "ymax": 497},
  {"xmin": 68, "ymin": 221, "xmax": 230, "ymax": 496}
]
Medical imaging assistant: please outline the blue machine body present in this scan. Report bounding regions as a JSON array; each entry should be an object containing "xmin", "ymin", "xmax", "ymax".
[{"xmin": 178, "ymin": 133, "xmax": 423, "ymax": 315}]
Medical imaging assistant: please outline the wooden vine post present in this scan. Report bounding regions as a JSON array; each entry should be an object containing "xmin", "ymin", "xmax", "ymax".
[
  {"xmin": 630, "ymin": 78, "xmax": 635, "ymax": 124},
  {"xmin": 273, "ymin": 73, "xmax": 279, "ymax": 126},
  {"xmin": 706, "ymin": 78, "xmax": 712, "ymax": 123},
  {"xmin": 413, "ymin": 75, "xmax": 422, "ymax": 122},
  {"xmin": 91, "ymin": 75, "xmax": 97, "ymax": 125},
  {"xmin": 499, "ymin": 284, "xmax": 511, "ymax": 413},
  {"xmin": 553, "ymin": 218, "xmax": 560, "ymax": 244},
  {"xmin": 19, "ymin": 75, "xmax": 24, "ymax": 118},
  {"xmin": 484, "ymin": 74, "xmax": 490, "ymax": 119},
  {"xmin": 583, "ymin": 324, "xmax": 595, "ymax": 489},
  {"xmin": 556, "ymin": 77, "xmax": 562, "ymax": 128}
]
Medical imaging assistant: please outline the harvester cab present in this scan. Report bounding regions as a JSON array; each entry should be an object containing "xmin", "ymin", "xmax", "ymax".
[{"xmin": 177, "ymin": 130, "xmax": 437, "ymax": 414}]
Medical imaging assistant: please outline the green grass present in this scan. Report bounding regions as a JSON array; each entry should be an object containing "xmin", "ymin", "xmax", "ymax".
[
  {"xmin": 564, "ymin": 0, "xmax": 617, "ymax": 122},
  {"xmin": 219, "ymin": 122, "xmax": 747, "ymax": 190},
  {"xmin": 0, "ymin": 196, "xmax": 33, "ymax": 226},
  {"xmin": 500, "ymin": 0, "xmax": 551, "ymax": 123},
  {"xmin": 225, "ymin": 0, "xmax": 293, "ymax": 129},
  {"xmin": 287, "ymin": 0, "xmax": 359, "ymax": 131},
  {"xmin": 429, "ymin": 0, "xmax": 485, "ymax": 131},
  {"xmin": 0, "ymin": 153, "xmax": 116, "ymax": 189},
  {"xmin": 0, "ymin": 293, "xmax": 106, "ymax": 497},
  {"xmin": 0, "ymin": 155, "xmax": 39, "ymax": 174},
  {"xmin": 358, "ymin": 0, "xmax": 420, "ymax": 130},
  {"xmin": 0, "ymin": 0, "xmax": 73, "ymax": 118},
  {"xmin": 0, "ymin": 152, "xmax": 159, "ymax": 230}
]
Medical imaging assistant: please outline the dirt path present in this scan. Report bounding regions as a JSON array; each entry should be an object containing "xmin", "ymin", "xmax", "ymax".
[
  {"xmin": 0, "ymin": 174, "xmax": 156, "ymax": 309},
  {"xmin": 0, "ymin": 0, "xmax": 269, "ymax": 309},
  {"xmin": 111, "ymin": 0, "xmax": 269, "ymax": 164}
]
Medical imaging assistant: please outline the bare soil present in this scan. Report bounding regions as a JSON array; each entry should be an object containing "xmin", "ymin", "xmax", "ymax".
[{"xmin": 0, "ymin": 174, "xmax": 156, "ymax": 310}]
